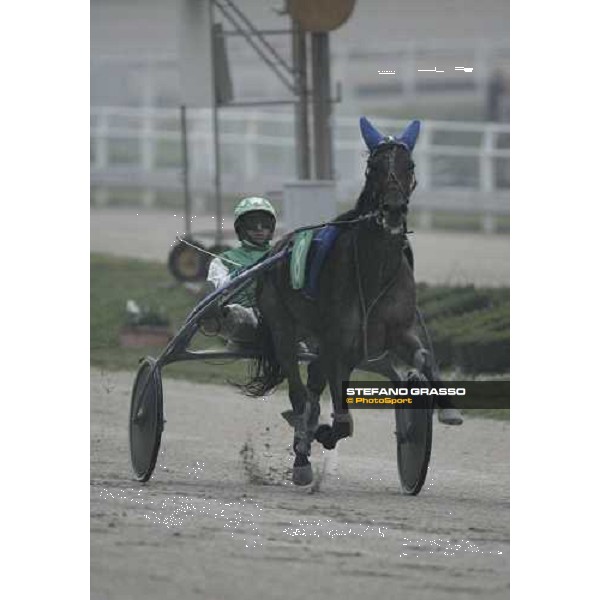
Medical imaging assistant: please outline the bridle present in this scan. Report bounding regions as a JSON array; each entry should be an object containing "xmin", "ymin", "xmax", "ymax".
[{"xmin": 366, "ymin": 140, "xmax": 417, "ymax": 231}]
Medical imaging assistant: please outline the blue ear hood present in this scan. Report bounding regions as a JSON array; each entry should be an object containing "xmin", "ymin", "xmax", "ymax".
[
  {"xmin": 395, "ymin": 120, "xmax": 421, "ymax": 151},
  {"xmin": 360, "ymin": 117, "xmax": 421, "ymax": 152},
  {"xmin": 360, "ymin": 116, "xmax": 384, "ymax": 151}
]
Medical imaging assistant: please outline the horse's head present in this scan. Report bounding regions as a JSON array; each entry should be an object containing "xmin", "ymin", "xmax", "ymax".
[{"xmin": 360, "ymin": 117, "xmax": 420, "ymax": 235}]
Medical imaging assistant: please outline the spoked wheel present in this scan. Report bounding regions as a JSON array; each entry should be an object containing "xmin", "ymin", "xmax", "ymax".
[
  {"xmin": 129, "ymin": 357, "xmax": 164, "ymax": 482},
  {"xmin": 395, "ymin": 374, "xmax": 433, "ymax": 495}
]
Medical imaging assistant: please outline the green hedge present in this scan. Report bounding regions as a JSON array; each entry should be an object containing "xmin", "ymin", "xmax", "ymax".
[
  {"xmin": 417, "ymin": 284, "xmax": 509, "ymax": 373},
  {"xmin": 91, "ymin": 255, "xmax": 509, "ymax": 378}
]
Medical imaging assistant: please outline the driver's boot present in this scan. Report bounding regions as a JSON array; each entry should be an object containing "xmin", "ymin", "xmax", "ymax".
[
  {"xmin": 438, "ymin": 408, "xmax": 463, "ymax": 425},
  {"xmin": 221, "ymin": 305, "xmax": 261, "ymax": 352}
]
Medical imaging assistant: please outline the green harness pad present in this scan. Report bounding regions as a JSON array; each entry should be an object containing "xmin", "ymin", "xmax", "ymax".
[{"xmin": 290, "ymin": 230, "xmax": 315, "ymax": 289}]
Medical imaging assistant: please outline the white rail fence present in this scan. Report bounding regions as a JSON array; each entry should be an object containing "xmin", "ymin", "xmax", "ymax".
[
  {"xmin": 91, "ymin": 39, "xmax": 508, "ymax": 106},
  {"xmin": 90, "ymin": 107, "xmax": 509, "ymax": 232}
]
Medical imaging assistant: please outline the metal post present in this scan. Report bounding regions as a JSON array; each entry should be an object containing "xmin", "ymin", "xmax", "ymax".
[
  {"xmin": 95, "ymin": 108, "xmax": 109, "ymax": 170},
  {"xmin": 480, "ymin": 127, "xmax": 495, "ymax": 193},
  {"xmin": 416, "ymin": 124, "xmax": 432, "ymax": 230},
  {"xmin": 140, "ymin": 61, "xmax": 157, "ymax": 208},
  {"xmin": 480, "ymin": 126, "xmax": 496, "ymax": 234},
  {"xmin": 209, "ymin": 0, "xmax": 223, "ymax": 245},
  {"xmin": 311, "ymin": 32, "xmax": 334, "ymax": 180},
  {"xmin": 418, "ymin": 125, "xmax": 432, "ymax": 190},
  {"xmin": 180, "ymin": 105, "xmax": 192, "ymax": 237},
  {"xmin": 404, "ymin": 41, "xmax": 417, "ymax": 98},
  {"xmin": 292, "ymin": 21, "xmax": 310, "ymax": 179},
  {"xmin": 141, "ymin": 105, "xmax": 155, "ymax": 172}
]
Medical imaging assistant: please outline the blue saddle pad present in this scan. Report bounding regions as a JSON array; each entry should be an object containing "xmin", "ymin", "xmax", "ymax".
[{"xmin": 303, "ymin": 225, "xmax": 340, "ymax": 299}]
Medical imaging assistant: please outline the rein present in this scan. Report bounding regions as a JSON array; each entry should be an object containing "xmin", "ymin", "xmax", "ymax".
[
  {"xmin": 352, "ymin": 229, "xmax": 405, "ymax": 363},
  {"xmin": 175, "ymin": 212, "xmax": 380, "ymax": 266},
  {"xmin": 175, "ymin": 237, "xmax": 243, "ymax": 267}
]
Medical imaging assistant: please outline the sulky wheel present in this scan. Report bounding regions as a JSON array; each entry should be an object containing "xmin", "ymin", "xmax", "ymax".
[
  {"xmin": 395, "ymin": 372, "xmax": 433, "ymax": 495},
  {"xmin": 129, "ymin": 357, "xmax": 164, "ymax": 482},
  {"xmin": 168, "ymin": 236, "xmax": 210, "ymax": 282}
]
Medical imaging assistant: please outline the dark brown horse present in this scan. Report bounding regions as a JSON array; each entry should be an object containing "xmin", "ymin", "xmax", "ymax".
[{"xmin": 248, "ymin": 118, "xmax": 435, "ymax": 485}]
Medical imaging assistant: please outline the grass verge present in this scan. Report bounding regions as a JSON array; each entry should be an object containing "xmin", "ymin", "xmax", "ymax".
[
  {"xmin": 91, "ymin": 253, "xmax": 509, "ymax": 420},
  {"xmin": 91, "ymin": 253, "xmax": 252, "ymax": 386}
]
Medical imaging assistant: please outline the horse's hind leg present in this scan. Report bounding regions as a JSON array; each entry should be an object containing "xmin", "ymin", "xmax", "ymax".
[
  {"xmin": 281, "ymin": 357, "xmax": 324, "ymax": 440},
  {"xmin": 288, "ymin": 367, "xmax": 315, "ymax": 485},
  {"xmin": 314, "ymin": 350, "xmax": 354, "ymax": 450},
  {"xmin": 259, "ymin": 281, "xmax": 315, "ymax": 484},
  {"xmin": 306, "ymin": 359, "xmax": 327, "ymax": 440},
  {"xmin": 267, "ymin": 325, "xmax": 315, "ymax": 485}
]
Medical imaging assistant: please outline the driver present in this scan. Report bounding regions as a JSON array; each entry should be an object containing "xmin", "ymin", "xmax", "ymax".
[{"xmin": 201, "ymin": 196, "xmax": 277, "ymax": 349}]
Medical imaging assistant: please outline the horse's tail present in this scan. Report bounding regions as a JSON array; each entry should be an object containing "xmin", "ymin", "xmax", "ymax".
[{"xmin": 240, "ymin": 313, "xmax": 286, "ymax": 397}]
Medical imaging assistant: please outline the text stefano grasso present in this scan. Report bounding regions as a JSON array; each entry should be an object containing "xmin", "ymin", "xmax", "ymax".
[{"xmin": 344, "ymin": 386, "xmax": 466, "ymax": 396}]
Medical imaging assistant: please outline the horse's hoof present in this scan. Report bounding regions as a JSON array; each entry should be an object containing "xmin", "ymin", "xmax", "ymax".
[
  {"xmin": 322, "ymin": 437, "xmax": 337, "ymax": 450},
  {"xmin": 315, "ymin": 424, "xmax": 331, "ymax": 443},
  {"xmin": 292, "ymin": 463, "xmax": 313, "ymax": 486},
  {"xmin": 315, "ymin": 424, "xmax": 337, "ymax": 450},
  {"xmin": 332, "ymin": 419, "xmax": 353, "ymax": 440},
  {"xmin": 292, "ymin": 454, "xmax": 313, "ymax": 485}
]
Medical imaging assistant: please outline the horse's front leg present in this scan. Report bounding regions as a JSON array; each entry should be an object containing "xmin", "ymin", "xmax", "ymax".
[
  {"xmin": 390, "ymin": 329, "xmax": 463, "ymax": 425},
  {"xmin": 389, "ymin": 329, "xmax": 436, "ymax": 381}
]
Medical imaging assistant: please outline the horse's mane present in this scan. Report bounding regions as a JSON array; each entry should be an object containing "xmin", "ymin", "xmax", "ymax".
[{"xmin": 333, "ymin": 161, "xmax": 378, "ymax": 224}]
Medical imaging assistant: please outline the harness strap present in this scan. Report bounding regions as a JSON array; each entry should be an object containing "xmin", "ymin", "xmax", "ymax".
[{"xmin": 352, "ymin": 233, "xmax": 404, "ymax": 362}]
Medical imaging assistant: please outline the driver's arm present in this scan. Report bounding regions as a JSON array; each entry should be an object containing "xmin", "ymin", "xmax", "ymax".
[{"xmin": 207, "ymin": 257, "xmax": 231, "ymax": 289}]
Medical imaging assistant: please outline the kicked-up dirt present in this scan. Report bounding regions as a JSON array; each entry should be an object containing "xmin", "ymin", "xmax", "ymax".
[{"xmin": 91, "ymin": 368, "xmax": 509, "ymax": 600}]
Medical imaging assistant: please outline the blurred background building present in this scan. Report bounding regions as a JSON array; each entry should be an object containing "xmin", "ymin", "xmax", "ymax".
[{"xmin": 91, "ymin": 0, "xmax": 509, "ymax": 234}]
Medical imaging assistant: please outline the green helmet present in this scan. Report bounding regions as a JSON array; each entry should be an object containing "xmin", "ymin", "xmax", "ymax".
[
  {"xmin": 233, "ymin": 197, "xmax": 276, "ymax": 247},
  {"xmin": 233, "ymin": 197, "xmax": 277, "ymax": 224}
]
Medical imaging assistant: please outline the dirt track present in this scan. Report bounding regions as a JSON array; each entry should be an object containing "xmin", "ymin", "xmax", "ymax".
[{"xmin": 91, "ymin": 369, "xmax": 509, "ymax": 600}]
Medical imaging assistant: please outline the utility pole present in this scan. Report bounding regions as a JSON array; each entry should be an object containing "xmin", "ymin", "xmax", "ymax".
[
  {"xmin": 311, "ymin": 31, "xmax": 334, "ymax": 180},
  {"xmin": 209, "ymin": 0, "xmax": 223, "ymax": 245},
  {"xmin": 292, "ymin": 20, "xmax": 310, "ymax": 180}
]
